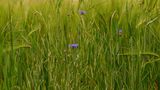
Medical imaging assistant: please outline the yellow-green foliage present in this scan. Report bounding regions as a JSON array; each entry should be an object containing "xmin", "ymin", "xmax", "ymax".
[{"xmin": 0, "ymin": 0, "xmax": 160, "ymax": 90}]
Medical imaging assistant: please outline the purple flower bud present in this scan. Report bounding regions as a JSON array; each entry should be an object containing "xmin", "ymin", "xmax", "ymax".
[
  {"xmin": 79, "ymin": 10, "xmax": 87, "ymax": 15},
  {"xmin": 69, "ymin": 44, "xmax": 78, "ymax": 48}
]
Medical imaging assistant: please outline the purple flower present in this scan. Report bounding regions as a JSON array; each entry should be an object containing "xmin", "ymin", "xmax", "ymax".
[
  {"xmin": 118, "ymin": 29, "xmax": 123, "ymax": 36},
  {"xmin": 69, "ymin": 44, "xmax": 78, "ymax": 48},
  {"xmin": 79, "ymin": 10, "xmax": 87, "ymax": 15}
]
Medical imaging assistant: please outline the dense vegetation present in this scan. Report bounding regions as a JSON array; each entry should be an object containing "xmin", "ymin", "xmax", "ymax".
[{"xmin": 0, "ymin": 0, "xmax": 160, "ymax": 90}]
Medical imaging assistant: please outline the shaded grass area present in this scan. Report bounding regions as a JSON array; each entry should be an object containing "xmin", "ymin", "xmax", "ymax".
[{"xmin": 0, "ymin": 0, "xmax": 160, "ymax": 90}]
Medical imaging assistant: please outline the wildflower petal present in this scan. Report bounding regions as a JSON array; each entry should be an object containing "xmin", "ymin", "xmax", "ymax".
[
  {"xmin": 69, "ymin": 44, "xmax": 78, "ymax": 48},
  {"xmin": 79, "ymin": 10, "xmax": 87, "ymax": 15}
]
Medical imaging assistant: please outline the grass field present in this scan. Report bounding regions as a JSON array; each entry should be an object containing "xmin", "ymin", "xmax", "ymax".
[{"xmin": 0, "ymin": 0, "xmax": 160, "ymax": 90}]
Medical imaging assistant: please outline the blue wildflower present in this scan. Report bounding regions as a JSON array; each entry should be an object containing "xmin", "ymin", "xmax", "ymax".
[
  {"xmin": 118, "ymin": 29, "xmax": 123, "ymax": 36},
  {"xmin": 69, "ymin": 44, "xmax": 78, "ymax": 48},
  {"xmin": 79, "ymin": 10, "xmax": 87, "ymax": 15}
]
